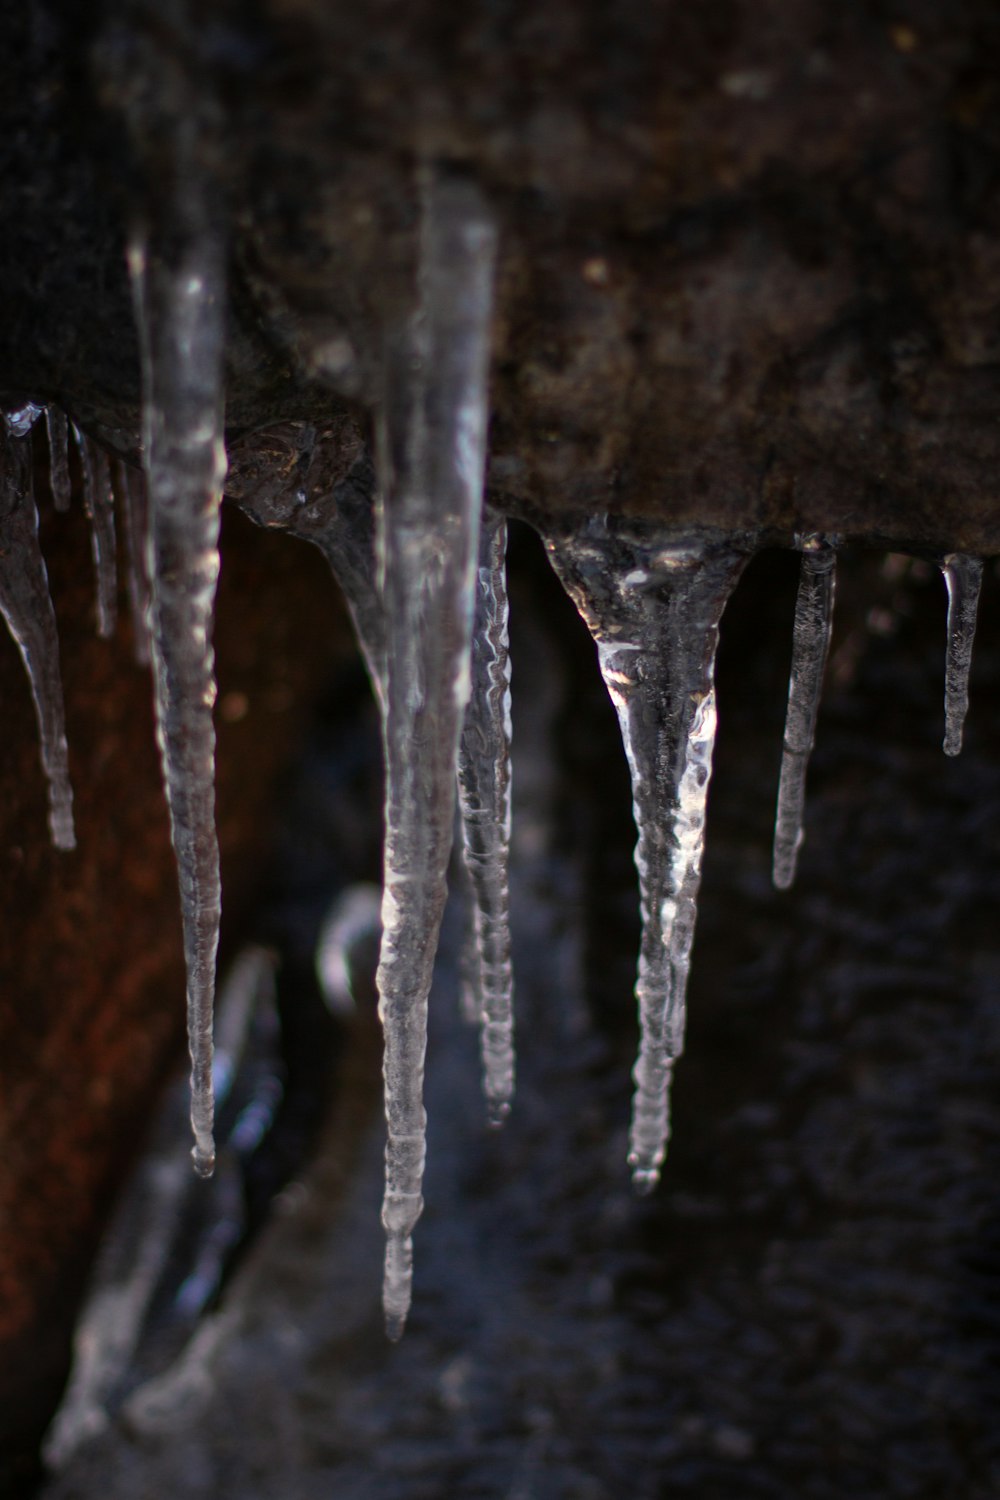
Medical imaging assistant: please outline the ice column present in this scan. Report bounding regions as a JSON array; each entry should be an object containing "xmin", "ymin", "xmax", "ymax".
[
  {"xmin": 113, "ymin": 459, "xmax": 153, "ymax": 666},
  {"xmin": 545, "ymin": 521, "xmax": 751, "ymax": 1192},
  {"xmin": 940, "ymin": 554, "xmax": 983, "ymax": 757},
  {"xmin": 72, "ymin": 426, "xmax": 119, "ymax": 639},
  {"xmin": 128, "ymin": 206, "xmax": 227, "ymax": 1179},
  {"xmin": 0, "ymin": 425, "xmax": 76, "ymax": 849},
  {"xmin": 375, "ymin": 171, "xmax": 497, "ymax": 1336},
  {"xmin": 772, "ymin": 536, "xmax": 837, "ymax": 890},
  {"xmin": 45, "ymin": 408, "xmax": 73, "ymax": 512},
  {"xmin": 457, "ymin": 507, "xmax": 514, "ymax": 1123}
]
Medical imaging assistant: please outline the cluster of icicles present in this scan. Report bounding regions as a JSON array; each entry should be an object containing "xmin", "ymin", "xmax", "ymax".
[{"xmin": 0, "ymin": 171, "xmax": 987, "ymax": 1339}]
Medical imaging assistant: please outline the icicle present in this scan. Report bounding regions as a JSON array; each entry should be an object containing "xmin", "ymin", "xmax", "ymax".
[
  {"xmin": 0, "ymin": 426, "xmax": 76, "ymax": 850},
  {"xmin": 71, "ymin": 426, "xmax": 118, "ymax": 639},
  {"xmin": 2, "ymin": 401, "xmax": 44, "ymax": 437},
  {"xmin": 457, "ymin": 507, "xmax": 514, "ymax": 1124},
  {"xmin": 45, "ymin": 408, "xmax": 73, "ymax": 512},
  {"xmin": 545, "ymin": 520, "xmax": 752, "ymax": 1193},
  {"xmin": 375, "ymin": 170, "xmax": 497, "ymax": 1338},
  {"xmin": 113, "ymin": 459, "xmax": 152, "ymax": 666},
  {"xmin": 772, "ymin": 536, "xmax": 837, "ymax": 890},
  {"xmin": 128, "ymin": 206, "xmax": 228, "ymax": 1180},
  {"xmin": 940, "ymin": 553, "xmax": 983, "ymax": 757}
]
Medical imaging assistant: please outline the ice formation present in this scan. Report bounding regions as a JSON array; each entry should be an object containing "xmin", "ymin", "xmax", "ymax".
[
  {"xmin": 374, "ymin": 171, "xmax": 497, "ymax": 1337},
  {"xmin": 457, "ymin": 507, "xmax": 514, "ymax": 1122},
  {"xmin": 941, "ymin": 553, "xmax": 983, "ymax": 757},
  {"xmin": 128, "ymin": 213, "xmax": 228, "ymax": 1179},
  {"xmin": 544, "ymin": 521, "xmax": 752, "ymax": 1191},
  {"xmin": 0, "ymin": 424, "xmax": 76, "ymax": 850},
  {"xmin": 772, "ymin": 536, "xmax": 837, "ymax": 890},
  {"xmin": 113, "ymin": 458, "xmax": 153, "ymax": 666},
  {"xmin": 45, "ymin": 407, "xmax": 73, "ymax": 513},
  {"xmin": 72, "ymin": 424, "xmax": 119, "ymax": 639}
]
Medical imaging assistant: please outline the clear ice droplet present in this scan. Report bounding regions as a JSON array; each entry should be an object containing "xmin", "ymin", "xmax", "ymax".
[
  {"xmin": 457, "ymin": 507, "xmax": 514, "ymax": 1124},
  {"xmin": 545, "ymin": 520, "xmax": 752, "ymax": 1192},
  {"xmin": 941, "ymin": 553, "xmax": 983, "ymax": 757},
  {"xmin": 129, "ymin": 210, "xmax": 228, "ymax": 1179},
  {"xmin": 45, "ymin": 407, "xmax": 73, "ymax": 512},
  {"xmin": 772, "ymin": 536, "xmax": 837, "ymax": 890},
  {"xmin": 0, "ymin": 425, "xmax": 76, "ymax": 849},
  {"xmin": 71, "ymin": 425, "xmax": 119, "ymax": 639},
  {"xmin": 375, "ymin": 170, "xmax": 497, "ymax": 1337}
]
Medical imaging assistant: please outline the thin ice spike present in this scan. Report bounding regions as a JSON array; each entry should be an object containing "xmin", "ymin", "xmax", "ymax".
[
  {"xmin": 772, "ymin": 536, "xmax": 837, "ymax": 890},
  {"xmin": 128, "ymin": 211, "xmax": 227, "ymax": 1180},
  {"xmin": 941, "ymin": 553, "xmax": 983, "ymax": 757},
  {"xmin": 0, "ymin": 427, "xmax": 75, "ymax": 849},
  {"xmin": 457, "ymin": 507, "xmax": 514, "ymax": 1124},
  {"xmin": 113, "ymin": 459, "xmax": 152, "ymax": 666},
  {"xmin": 71, "ymin": 426, "xmax": 118, "ymax": 639},
  {"xmin": 545, "ymin": 521, "xmax": 752, "ymax": 1192},
  {"xmin": 375, "ymin": 171, "xmax": 497, "ymax": 1338},
  {"xmin": 45, "ymin": 408, "xmax": 73, "ymax": 512}
]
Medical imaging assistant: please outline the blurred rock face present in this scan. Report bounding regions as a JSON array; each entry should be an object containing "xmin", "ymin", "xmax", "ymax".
[{"xmin": 4, "ymin": 0, "xmax": 1000, "ymax": 549}]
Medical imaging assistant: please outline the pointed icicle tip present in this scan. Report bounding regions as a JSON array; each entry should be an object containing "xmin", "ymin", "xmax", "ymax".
[
  {"xmin": 128, "ymin": 199, "xmax": 228, "ymax": 1179},
  {"xmin": 544, "ymin": 520, "xmax": 754, "ymax": 1192},
  {"xmin": 457, "ymin": 507, "xmax": 515, "ymax": 1125},
  {"xmin": 772, "ymin": 535, "xmax": 837, "ymax": 891},
  {"xmin": 941, "ymin": 553, "xmax": 983, "ymax": 758},
  {"xmin": 374, "ymin": 167, "xmax": 498, "ymax": 1334}
]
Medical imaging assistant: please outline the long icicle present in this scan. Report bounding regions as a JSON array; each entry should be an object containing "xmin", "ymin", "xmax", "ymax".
[
  {"xmin": 375, "ymin": 171, "xmax": 497, "ymax": 1337},
  {"xmin": 457, "ymin": 507, "xmax": 514, "ymax": 1123},
  {"xmin": 128, "ymin": 204, "xmax": 227, "ymax": 1179},
  {"xmin": 0, "ymin": 425, "xmax": 75, "ymax": 849},
  {"xmin": 772, "ymin": 535, "xmax": 837, "ymax": 890},
  {"xmin": 45, "ymin": 407, "xmax": 73, "ymax": 513},
  {"xmin": 113, "ymin": 458, "xmax": 153, "ymax": 666},
  {"xmin": 545, "ymin": 521, "xmax": 752, "ymax": 1192},
  {"xmin": 71, "ymin": 426, "xmax": 119, "ymax": 640},
  {"xmin": 941, "ymin": 553, "xmax": 983, "ymax": 757}
]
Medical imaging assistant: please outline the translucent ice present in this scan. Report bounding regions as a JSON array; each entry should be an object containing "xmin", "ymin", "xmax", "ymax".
[
  {"xmin": 940, "ymin": 553, "xmax": 983, "ymax": 757},
  {"xmin": 772, "ymin": 536, "xmax": 837, "ymax": 890},
  {"xmin": 113, "ymin": 458, "xmax": 153, "ymax": 666},
  {"xmin": 71, "ymin": 425, "xmax": 119, "ymax": 639},
  {"xmin": 129, "ymin": 217, "xmax": 228, "ymax": 1179},
  {"xmin": 2, "ymin": 400, "xmax": 44, "ymax": 438},
  {"xmin": 545, "ymin": 520, "xmax": 752, "ymax": 1192},
  {"xmin": 0, "ymin": 425, "xmax": 75, "ymax": 849},
  {"xmin": 45, "ymin": 408, "xmax": 73, "ymax": 513},
  {"xmin": 457, "ymin": 507, "xmax": 514, "ymax": 1123},
  {"xmin": 375, "ymin": 171, "xmax": 497, "ymax": 1336}
]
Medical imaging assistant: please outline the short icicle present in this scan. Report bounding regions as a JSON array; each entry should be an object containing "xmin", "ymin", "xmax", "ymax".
[
  {"xmin": 375, "ymin": 170, "xmax": 497, "ymax": 1337},
  {"xmin": 772, "ymin": 535, "xmax": 837, "ymax": 890},
  {"xmin": 0, "ymin": 424, "xmax": 76, "ymax": 850},
  {"xmin": 71, "ymin": 425, "xmax": 119, "ymax": 639},
  {"xmin": 113, "ymin": 458, "xmax": 153, "ymax": 666},
  {"xmin": 940, "ymin": 553, "xmax": 983, "ymax": 757},
  {"xmin": 457, "ymin": 507, "xmax": 514, "ymax": 1124},
  {"xmin": 128, "ymin": 202, "xmax": 228, "ymax": 1179},
  {"xmin": 544, "ymin": 520, "xmax": 752, "ymax": 1193},
  {"xmin": 45, "ymin": 407, "xmax": 73, "ymax": 512}
]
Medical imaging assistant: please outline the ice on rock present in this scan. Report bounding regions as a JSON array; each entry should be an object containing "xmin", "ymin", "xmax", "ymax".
[
  {"xmin": 2, "ymin": 401, "xmax": 44, "ymax": 438},
  {"xmin": 0, "ymin": 425, "xmax": 76, "ymax": 850},
  {"xmin": 375, "ymin": 170, "xmax": 497, "ymax": 1337},
  {"xmin": 457, "ymin": 507, "xmax": 514, "ymax": 1123},
  {"xmin": 940, "ymin": 553, "xmax": 983, "ymax": 757},
  {"xmin": 113, "ymin": 458, "xmax": 153, "ymax": 666},
  {"xmin": 544, "ymin": 520, "xmax": 752, "ymax": 1192},
  {"xmin": 45, "ymin": 407, "xmax": 73, "ymax": 512},
  {"xmin": 129, "ymin": 213, "xmax": 228, "ymax": 1179},
  {"xmin": 71, "ymin": 425, "xmax": 119, "ymax": 639},
  {"xmin": 772, "ymin": 536, "xmax": 837, "ymax": 890}
]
